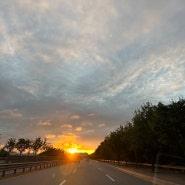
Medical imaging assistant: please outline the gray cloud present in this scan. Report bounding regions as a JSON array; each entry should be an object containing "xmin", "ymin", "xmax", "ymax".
[
  {"xmin": 0, "ymin": 0, "xmax": 185, "ymax": 152},
  {"xmin": 0, "ymin": 109, "xmax": 22, "ymax": 119}
]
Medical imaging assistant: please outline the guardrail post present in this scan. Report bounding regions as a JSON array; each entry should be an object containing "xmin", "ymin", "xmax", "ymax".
[{"xmin": 2, "ymin": 170, "xmax": 5, "ymax": 177}]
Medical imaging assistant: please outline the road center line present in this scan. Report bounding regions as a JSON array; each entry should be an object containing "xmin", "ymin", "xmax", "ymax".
[
  {"xmin": 59, "ymin": 180, "xmax": 67, "ymax": 185},
  {"xmin": 98, "ymin": 168, "xmax": 102, "ymax": 171},
  {"xmin": 106, "ymin": 174, "xmax": 116, "ymax": 182},
  {"xmin": 73, "ymin": 169, "xmax": 77, "ymax": 174}
]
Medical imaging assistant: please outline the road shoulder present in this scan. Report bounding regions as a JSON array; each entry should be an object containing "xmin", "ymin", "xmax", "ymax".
[{"xmin": 106, "ymin": 163, "xmax": 185, "ymax": 185}]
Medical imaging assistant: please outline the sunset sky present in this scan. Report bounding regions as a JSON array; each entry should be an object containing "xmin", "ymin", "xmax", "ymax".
[{"xmin": 0, "ymin": 0, "xmax": 185, "ymax": 154}]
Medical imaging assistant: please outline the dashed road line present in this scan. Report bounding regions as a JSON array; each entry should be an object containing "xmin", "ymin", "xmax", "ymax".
[
  {"xmin": 73, "ymin": 169, "xmax": 77, "ymax": 174},
  {"xmin": 106, "ymin": 174, "xmax": 116, "ymax": 182},
  {"xmin": 59, "ymin": 180, "xmax": 67, "ymax": 185},
  {"xmin": 98, "ymin": 168, "xmax": 102, "ymax": 171}
]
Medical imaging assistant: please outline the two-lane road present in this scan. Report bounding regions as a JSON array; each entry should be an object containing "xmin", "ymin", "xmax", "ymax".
[{"xmin": 0, "ymin": 160, "xmax": 153, "ymax": 185}]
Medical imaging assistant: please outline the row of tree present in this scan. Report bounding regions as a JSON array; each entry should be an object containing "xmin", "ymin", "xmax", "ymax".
[
  {"xmin": 92, "ymin": 98, "xmax": 185, "ymax": 167},
  {"xmin": 3, "ymin": 137, "xmax": 47, "ymax": 156}
]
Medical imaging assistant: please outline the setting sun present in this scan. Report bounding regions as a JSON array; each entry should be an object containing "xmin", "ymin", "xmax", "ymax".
[
  {"xmin": 68, "ymin": 148, "xmax": 78, "ymax": 154},
  {"xmin": 52, "ymin": 140, "xmax": 94, "ymax": 154}
]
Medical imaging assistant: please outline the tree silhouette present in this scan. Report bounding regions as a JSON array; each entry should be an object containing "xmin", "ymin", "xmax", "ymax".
[
  {"xmin": 92, "ymin": 98, "xmax": 185, "ymax": 166},
  {"xmin": 25, "ymin": 139, "xmax": 33, "ymax": 155},
  {"xmin": 32, "ymin": 137, "xmax": 46, "ymax": 155},
  {"xmin": 4, "ymin": 138, "xmax": 16, "ymax": 154},
  {"xmin": 15, "ymin": 138, "xmax": 28, "ymax": 156}
]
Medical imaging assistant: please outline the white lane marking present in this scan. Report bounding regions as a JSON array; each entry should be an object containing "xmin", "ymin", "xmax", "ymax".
[
  {"xmin": 92, "ymin": 164, "xmax": 97, "ymax": 167},
  {"xmin": 98, "ymin": 168, "xmax": 102, "ymax": 171},
  {"xmin": 59, "ymin": 180, "xmax": 67, "ymax": 185},
  {"xmin": 106, "ymin": 174, "xmax": 116, "ymax": 182},
  {"xmin": 73, "ymin": 169, "xmax": 77, "ymax": 174}
]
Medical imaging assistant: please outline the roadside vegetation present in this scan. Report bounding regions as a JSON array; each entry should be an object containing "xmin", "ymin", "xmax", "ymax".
[
  {"xmin": 0, "ymin": 137, "xmax": 49, "ymax": 156},
  {"xmin": 0, "ymin": 137, "xmax": 78, "ymax": 162},
  {"xmin": 0, "ymin": 137, "xmax": 68, "ymax": 163},
  {"xmin": 91, "ymin": 98, "xmax": 185, "ymax": 167}
]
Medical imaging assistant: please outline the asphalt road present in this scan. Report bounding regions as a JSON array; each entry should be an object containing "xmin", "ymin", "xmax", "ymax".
[{"xmin": 0, "ymin": 160, "xmax": 153, "ymax": 185}]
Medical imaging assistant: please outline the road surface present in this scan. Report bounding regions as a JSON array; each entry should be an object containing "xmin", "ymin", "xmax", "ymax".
[{"xmin": 0, "ymin": 160, "xmax": 154, "ymax": 185}]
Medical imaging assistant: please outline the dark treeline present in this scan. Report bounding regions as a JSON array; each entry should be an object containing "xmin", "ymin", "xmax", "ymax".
[
  {"xmin": 1, "ymin": 137, "xmax": 51, "ymax": 156},
  {"xmin": 92, "ymin": 98, "xmax": 185, "ymax": 167},
  {"xmin": 1, "ymin": 137, "xmax": 66, "ymax": 159}
]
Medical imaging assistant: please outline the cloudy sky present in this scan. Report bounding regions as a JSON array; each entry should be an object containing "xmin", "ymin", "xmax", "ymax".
[{"xmin": 0, "ymin": 0, "xmax": 185, "ymax": 153}]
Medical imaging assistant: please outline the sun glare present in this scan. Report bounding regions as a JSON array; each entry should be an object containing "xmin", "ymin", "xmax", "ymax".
[
  {"xmin": 53, "ymin": 140, "xmax": 94, "ymax": 154},
  {"xmin": 68, "ymin": 148, "xmax": 78, "ymax": 154}
]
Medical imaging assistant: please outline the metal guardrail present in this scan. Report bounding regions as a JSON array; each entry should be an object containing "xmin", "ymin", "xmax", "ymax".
[
  {"xmin": 100, "ymin": 160, "xmax": 185, "ymax": 173},
  {"xmin": 0, "ymin": 156, "xmax": 63, "ymax": 163},
  {"xmin": 0, "ymin": 160, "xmax": 64, "ymax": 177}
]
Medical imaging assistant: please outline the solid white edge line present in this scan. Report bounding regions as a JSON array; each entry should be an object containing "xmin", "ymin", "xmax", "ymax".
[
  {"xmin": 106, "ymin": 174, "xmax": 116, "ymax": 182},
  {"xmin": 59, "ymin": 180, "xmax": 67, "ymax": 185},
  {"xmin": 98, "ymin": 168, "xmax": 102, "ymax": 171}
]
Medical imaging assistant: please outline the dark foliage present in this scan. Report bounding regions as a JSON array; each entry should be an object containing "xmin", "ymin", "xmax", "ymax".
[
  {"xmin": 0, "ymin": 148, "xmax": 9, "ymax": 157},
  {"xmin": 92, "ymin": 98, "xmax": 185, "ymax": 166},
  {"xmin": 39, "ymin": 147, "xmax": 64, "ymax": 157}
]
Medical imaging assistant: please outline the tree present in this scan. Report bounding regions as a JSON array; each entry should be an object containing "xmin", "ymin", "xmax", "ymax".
[
  {"xmin": 25, "ymin": 139, "xmax": 33, "ymax": 155},
  {"xmin": 39, "ymin": 146, "xmax": 64, "ymax": 157},
  {"xmin": 108, "ymin": 126, "xmax": 125, "ymax": 160},
  {"xmin": 32, "ymin": 137, "xmax": 46, "ymax": 155},
  {"xmin": 4, "ymin": 138, "xmax": 16, "ymax": 154},
  {"xmin": 131, "ymin": 102, "xmax": 160, "ymax": 169},
  {"xmin": 15, "ymin": 138, "xmax": 28, "ymax": 156},
  {"xmin": 0, "ymin": 148, "xmax": 9, "ymax": 157},
  {"xmin": 92, "ymin": 98, "xmax": 185, "ymax": 168}
]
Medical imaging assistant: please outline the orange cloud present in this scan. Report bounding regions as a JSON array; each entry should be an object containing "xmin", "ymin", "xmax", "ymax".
[
  {"xmin": 38, "ymin": 120, "xmax": 52, "ymax": 126},
  {"xmin": 88, "ymin": 113, "xmax": 96, "ymax": 117},
  {"xmin": 86, "ymin": 129, "xmax": 95, "ymax": 133},
  {"xmin": 70, "ymin": 115, "xmax": 80, "ymax": 120},
  {"xmin": 45, "ymin": 134, "xmax": 56, "ymax": 139},
  {"xmin": 98, "ymin": 123, "xmax": 105, "ymax": 127},
  {"xmin": 57, "ymin": 132, "xmax": 78, "ymax": 141},
  {"xmin": 75, "ymin": 127, "xmax": 82, "ymax": 131},
  {"xmin": 61, "ymin": 124, "xmax": 72, "ymax": 129}
]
